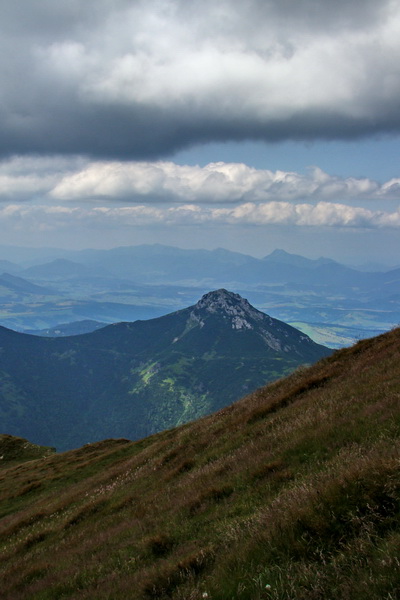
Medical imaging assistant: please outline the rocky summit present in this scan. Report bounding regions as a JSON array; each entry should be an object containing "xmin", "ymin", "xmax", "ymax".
[
  {"xmin": 194, "ymin": 289, "xmax": 264, "ymax": 327},
  {"xmin": 189, "ymin": 289, "xmax": 323, "ymax": 355}
]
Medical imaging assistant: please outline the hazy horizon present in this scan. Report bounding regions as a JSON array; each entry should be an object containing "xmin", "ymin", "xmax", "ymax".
[{"xmin": 0, "ymin": 241, "xmax": 397, "ymax": 270}]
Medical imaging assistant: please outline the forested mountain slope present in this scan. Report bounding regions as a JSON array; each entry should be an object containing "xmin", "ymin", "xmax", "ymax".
[{"xmin": 0, "ymin": 290, "xmax": 330, "ymax": 450}]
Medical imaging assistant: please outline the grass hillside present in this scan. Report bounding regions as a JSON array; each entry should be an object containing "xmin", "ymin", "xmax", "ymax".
[
  {"xmin": 0, "ymin": 435, "xmax": 55, "ymax": 467},
  {"xmin": 0, "ymin": 328, "xmax": 399, "ymax": 599}
]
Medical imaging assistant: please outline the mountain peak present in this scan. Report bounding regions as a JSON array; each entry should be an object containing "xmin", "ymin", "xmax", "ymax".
[
  {"xmin": 197, "ymin": 289, "xmax": 253, "ymax": 311},
  {"xmin": 263, "ymin": 248, "xmax": 335, "ymax": 268},
  {"xmin": 197, "ymin": 288, "xmax": 240, "ymax": 306},
  {"xmin": 189, "ymin": 289, "xmax": 330, "ymax": 355},
  {"xmin": 194, "ymin": 289, "xmax": 265, "ymax": 328}
]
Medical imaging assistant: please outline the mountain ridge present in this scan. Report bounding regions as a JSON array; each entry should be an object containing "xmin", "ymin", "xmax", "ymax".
[
  {"xmin": 0, "ymin": 272, "xmax": 54, "ymax": 295},
  {"xmin": 0, "ymin": 290, "xmax": 330, "ymax": 450},
  {"xmin": 263, "ymin": 248, "xmax": 336, "ymax": 268}
]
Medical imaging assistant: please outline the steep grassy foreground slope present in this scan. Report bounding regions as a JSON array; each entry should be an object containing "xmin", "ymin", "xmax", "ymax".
[{"xmin": 0, "ymin": 329, "xmax": 399, "ymax": 599}]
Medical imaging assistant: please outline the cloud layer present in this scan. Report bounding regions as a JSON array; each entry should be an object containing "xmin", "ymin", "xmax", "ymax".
[
  {"xmin": 1, "ymin": 201, "xmax": 400, "ymax": 233},
  {"xmin": 1, "ymin": 0, "xmax": 400, "ymax": 158},
  {"xmin": 2, "ymin": 156, "xmax": 400, "ymax": 205}
]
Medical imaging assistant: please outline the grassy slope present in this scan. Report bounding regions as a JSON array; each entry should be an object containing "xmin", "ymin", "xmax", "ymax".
[
  {"xmin": 0, "ymin": 435, "xmax": 55, "ymax": 466},
  {"xmin": 0, "ymin": 329, "xmax": 399, "ymax": 599}
]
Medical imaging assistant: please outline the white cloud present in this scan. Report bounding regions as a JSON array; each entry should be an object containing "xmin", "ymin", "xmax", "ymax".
[
  {"xmin": 0, "ymin": 155, "xmax": 87, "ymax": 200},
  {"xmin": 49, "ymin": 161, "xmax": 395, "ymax": 203},
  {"xmin": 209, "ymin": 201, "xmax": 396, "ymax": 228},
  {"xmin": 0, "ymin": 157, "xmax": 398, "ymax": 206}
]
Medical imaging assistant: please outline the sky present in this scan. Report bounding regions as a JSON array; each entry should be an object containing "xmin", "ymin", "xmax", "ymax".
[{"xmin": 1, "ymin": 0, "xmax": 400, "ymax": 265}]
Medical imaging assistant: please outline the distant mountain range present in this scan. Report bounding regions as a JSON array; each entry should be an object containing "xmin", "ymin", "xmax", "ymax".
[
  {"xmin": 1, "ymin": 244, "xmax": 397, "ymax": 287},
  {"xmin": 15, "ymin": 244, "xmax": 383, "ymax": 287},
  {"xmin": 22, "ymin": 319, "xmax": 106, "ymax": 337},
  {"xmin": 0, "ymin": 272, "xmax": 53, "ymax": 296},
  {"xmin": 0, "ymin": 290, "xmax": 331, "ymax": 451},
  {"xmin": 20, "ymin": 258, "xmax": 110, "ymax": 281},
  {"xmin": 0, "ymin": 244, "xmax": 398, "ymax": 346}
]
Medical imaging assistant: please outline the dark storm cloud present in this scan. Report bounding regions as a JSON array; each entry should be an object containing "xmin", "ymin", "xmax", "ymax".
[{"xmin": 0, "ymin": 0, "xmax": 399, "ymax": 159}]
